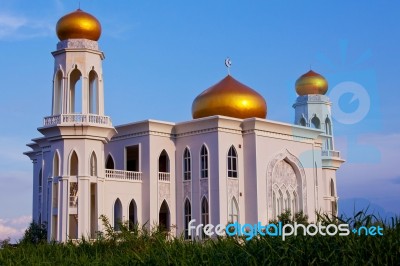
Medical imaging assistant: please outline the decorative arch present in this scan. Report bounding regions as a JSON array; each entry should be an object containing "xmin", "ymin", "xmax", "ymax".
[
  {"xmin": 105, "ymin": 154, "xmax": 115, "ymax": 169},
  {"xmin": 90, "ymin": 151, "xmax": 97, "ymax": 176},
  {"xmin": 229, "ymin": 197, "xmax": 239, "ymax": 222},
  {"xmin": 69, "ymin": 150, "xmax": 79, "ymax": 176},
  {"xmin": 53, "ymin": 150, "xmax": 60, "ymax": 177},
  {"xmin": 299, "ymin": 116, "xmax": 306, "ymax": 127},
  {"xmin": 266, "ymin": 149, "xmax": 307, "ymax": 219}
]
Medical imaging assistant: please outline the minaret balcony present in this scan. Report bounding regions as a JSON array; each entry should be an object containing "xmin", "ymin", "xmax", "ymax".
[
  {"xmin": 321, "ymin": 150, "xmax": 340, "ymax": 158},
  {"xmin": 43, "ymin": 114, "xmax": 112, "ymax": 127}
]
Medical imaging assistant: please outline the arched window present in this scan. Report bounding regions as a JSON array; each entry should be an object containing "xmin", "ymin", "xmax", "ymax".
[
  {"xmin": 159, "ymin": 150, "xmax": 170, "ymax": 173},
  {"xmin": 105, "ymin": 154, "xmax": 115, "ymax": 169},
  {"xmin": 229, "ymin": 197, "xmax": 239, "ymax": 222},
  {"xmin": 129, "ymin": 199, "xmax": 137, "ymax": 230},
  {"xmin": 70, "ymin": 151, "xmax": 78, "ymax": 176},
  {"xmin": 311, "ymin": 116, "xmax": 320, "ymax": 129},
  {"xmin": 53, "ymin": 152, "xmax": 60, "ymax": 177},
  {"xmin": 183, "ymin": 148, "xmax": 191, "ymax": 181},
  {"xmin": 201, "ymin": 197, "xmax": 209, "ymax": 238},
  {"xmin": 227, "ymin": 146, "xmax": 238, "ymax": 178},
  {"xmin": 278, "ymin": 190, "xmax": 283, "ymax": 216},
  {"xmin": 53, "ymin": 70, "xmax": 63, "ymax": 115},
  {"xmin": 88, "ymin": 70, "xmax": 99, "ymax": 114},
  {"xmin": 200, "ymin": 145, "xmax": 209, "ymax": 179},
  {"xmin": 325, "ymin": 117, "xmax": 333, "ymax": 150},
  {"xmin": 285, "ymin": 191, "xmax": 291, "ymax": 213},
  {"xmin": 90, "ymin": 152, "xmax": 97, "ymax": 176},
  {"xmin": 184, "ymin": 199, "xmax": 191, "ymax": 239},
  {"xmin": 292, "ymin": 191, "xmax": 298, "ymax": 214},
  {"xmin": 299, "ymin": 117, "xmax": 306, "ymax": 126},
  {"xmin": 330, "ymin": 179, "xmax": 335, "ymax": 197},
  {"xmin": 69, "ymin": 68, "xmax": 82, "ymax": 113},
  {"xmin": 272, "ymin": 191, "xmax": 277, "ymax": 218},
  {"xmin": 114, "ymin": 198, "xmax": 122, "ymax": 231}
]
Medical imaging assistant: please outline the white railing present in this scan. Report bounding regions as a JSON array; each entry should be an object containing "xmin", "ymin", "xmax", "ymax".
[
  {"xmin": 105, "ymin": 169, "xmax": 142, "ymax": 182},
  {"xmin": 158, "ymin": 172, "xmax": 170, "ymax": 182},
  {"xmin": 322, "ymin": 150, "xmax": 340, "ymax": 157},
  {"xmin": 43, "ymin": 114, "xmax": 112, "ymax": 126}
]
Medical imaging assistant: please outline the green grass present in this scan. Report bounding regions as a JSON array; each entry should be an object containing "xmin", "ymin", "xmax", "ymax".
[{"xmin": 0, "ymin": 213, "xmax": 399, "ymax": 265}]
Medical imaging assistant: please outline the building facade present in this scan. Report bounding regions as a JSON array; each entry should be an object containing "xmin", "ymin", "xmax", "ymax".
[{"xmin": 25, "ymin": 9, "xmax": 344, "ymax": 242}]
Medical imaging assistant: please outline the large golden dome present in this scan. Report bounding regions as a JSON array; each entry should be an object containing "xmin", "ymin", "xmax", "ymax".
[
  {"xmin": 295, "ymin": 70, "xmax": 328, "ymax": 95},
  {"xmin": 192, "ymin": 75, "xmax": 267, "ymax": 119},
  {"xmin": 56, "ymin": 9, "xmax": 102, "ymax": 41}
]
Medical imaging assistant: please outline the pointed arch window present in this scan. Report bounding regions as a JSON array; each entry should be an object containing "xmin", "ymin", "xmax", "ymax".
[
  {"xmin": 129, "ymin": 199, "xmax": 137, "ymax": 230},
  {"xmin": 90, "ymin": 152, "xmax": 97, "ymax": 176},
  {"xmin": 227, "ymin": 146, "xmax": 238, "ymax": 178},
  {"xmin": 159, "ymin": 150, "xmax": 170, "ymax": 173},
  {"xmin": 183, "ymin": 148, "xmax": 191, "ymax": 181},
  {"xmin": 53, "ymin": 70, "xmax": 63, "ymax": 115},
  {"xmin": 229, "ymin": 197, "xmax": 239, "ymax": 222},
  {"xmin": 330, "ymin": 179, "xmax": 337, "ymax": 215},
  {"xmin": 69, "ymin": 68, "xmax": 82, "ymax": 113},
  {"xmin": 114, "ymin": 198, "xmax": 123, "ymax": 231},
  {"xmin": 184, "ymin": 199, "xmax": 192, "ymax": 239},
  {"xmin": 311, "ymin": 116, "xmax": 320, "ymax": 129},
  {"xmin": 201, "ymin": 197, "xmax": 209, "ymax": 238},
  {"xmin": 200, "ymin": 145, "xmax": 209, "ymax": 179},
  {"xmin": 88, "ymin": 70, "xmax": 99, "ymax": 114},
  {"xmin": 106, "ymin": 154, "xmax": 115, "ymax": 169},
  {"xmin": 299, "ymin": 117, "xmax": 306, "ymax": 126},
  {"xmin": 53, "ymin": 152, "xmax": 60, "ymax": 177},
  {"xmin": 70, "ymin": 151, "xmax": 78, "ymax": 176}
]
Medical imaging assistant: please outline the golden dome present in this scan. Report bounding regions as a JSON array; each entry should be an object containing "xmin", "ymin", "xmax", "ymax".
[
  {"xmin": 192, "ymin": 75, "xmax": 267, "ymax": 119},
  {"xmin": 56, "ymin": 9, "xmax": 101, "ymax": 41},
  {"xmin": 295, "ymin": 70, "xmax": 328, "ymax": 95}
]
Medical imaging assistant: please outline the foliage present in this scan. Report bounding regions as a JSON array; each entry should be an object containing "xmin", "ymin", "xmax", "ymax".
[
  {"xmin": 19, "ymin": 221, "xmax": 47, "ymax": 245},
  {"xmin": 0, "ymin": 211, "xmax": 399, "ymax": 265}
]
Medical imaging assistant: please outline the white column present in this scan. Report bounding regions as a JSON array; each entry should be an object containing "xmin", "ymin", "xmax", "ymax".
[{"xmin": 58, "ymin": 177, "xmax": 69, "ymax": 242}]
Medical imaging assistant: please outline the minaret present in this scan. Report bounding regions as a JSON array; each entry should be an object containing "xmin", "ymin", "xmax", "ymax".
[
  {"xmin": 292, "ymin": 70, "xmax": 344, "ymax": 216},
  {"xmin": 25, "ymin": 9, "xmax": 116, "ymax": 242}
]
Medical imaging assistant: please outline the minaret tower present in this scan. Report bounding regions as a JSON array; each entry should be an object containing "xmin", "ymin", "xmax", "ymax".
[
  {"xmin": 25, "ymin": 9, "xmax": 116, "ymax": 242},
  {"xmin": 292, "ymin": 70, "xmax": 344, "ymax": 216}
]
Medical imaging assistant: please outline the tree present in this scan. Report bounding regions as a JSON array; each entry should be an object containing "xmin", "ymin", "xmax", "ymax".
[{"xmin": 20, "ymin": 221, "xmax": 47, "ymax": 244}]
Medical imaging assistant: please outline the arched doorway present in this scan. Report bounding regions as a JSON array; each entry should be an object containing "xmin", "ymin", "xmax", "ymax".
[{"xmin": 159, "ymin": 200, "xmax": 170, "ymax": 231}]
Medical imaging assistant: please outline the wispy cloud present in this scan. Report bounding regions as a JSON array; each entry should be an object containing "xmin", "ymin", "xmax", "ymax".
[
  {"xmin": 0, "ymin": 12, "xmax": 53, "ymax": 40},
  {"xmin": 0, "ymin": 215, "xmax": 31, "ymax": 243}
]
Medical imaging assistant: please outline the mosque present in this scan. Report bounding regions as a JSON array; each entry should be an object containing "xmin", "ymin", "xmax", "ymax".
[{"xmin": 24, "ymin": 9, "xmax": 344, "ymax": 242}]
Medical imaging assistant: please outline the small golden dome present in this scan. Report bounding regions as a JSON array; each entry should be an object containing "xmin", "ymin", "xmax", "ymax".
[
  {"xmin": 56, "ymin": 9, "xmax": 102, "ymax": 41},
  {"xmin": 192, "ymin": 75, "xmax": 267, "ymax": 119},
  {"xmin": 295, "ymin": 70, "xmax": 328, "ymax": 95}
]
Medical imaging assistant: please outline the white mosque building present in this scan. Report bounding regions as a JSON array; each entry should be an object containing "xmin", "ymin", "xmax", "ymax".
[{"xmin": 25, "ymin": 9, "xmax": 344, "ymax": 242}]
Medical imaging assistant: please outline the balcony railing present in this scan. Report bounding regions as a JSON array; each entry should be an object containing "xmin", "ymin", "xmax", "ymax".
[
  {"xmin": 322, "ymin": 150, "xmax": 340, "ymax": 157},
  {"xmin": 105, "ymin": 169, "xmax": 142, "ymax": 182},
  {"xmin": 158, "ymin": 172, "xmax": 170, "ymax": 182},
  {"xmin": 43, "ymin": 114, "xmax": 112, "ymax": 127}
]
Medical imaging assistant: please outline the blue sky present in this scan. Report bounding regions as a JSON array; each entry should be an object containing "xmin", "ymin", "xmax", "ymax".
[{"xmin": 0, "ymin": 1, "xmax": 399, "ymax": 240}]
